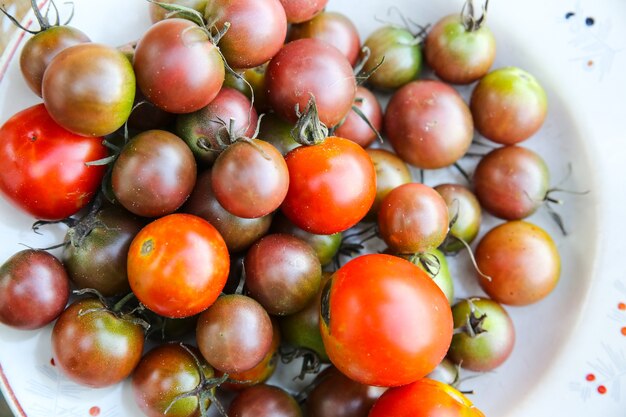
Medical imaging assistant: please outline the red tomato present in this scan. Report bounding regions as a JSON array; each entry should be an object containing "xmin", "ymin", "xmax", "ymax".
[
  {"xmin": 320, "ymin": 254, "xmax": 453, "ymax": 387},
  {"xmin": 0, "ymin": 103, "xmax": 107, "ymax": 220},
  {"xmin": 127, "ymin": 213, "xmax": 230, "ymax": 318},
  {"xmin": 281, "ymin": 136, "xmax": 376, "ymax": 235},
  {"xmin": 368, "ymin": 378, "xmax": 485, "ymax": 417}
]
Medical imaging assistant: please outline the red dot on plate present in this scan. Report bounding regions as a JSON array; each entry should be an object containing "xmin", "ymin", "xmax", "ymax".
[
  {"xmin": 89, "ymin": 406, "xmax": 100, "ymax": 416},
  {"xmin": 50, "ymin": 358, "xmax": 55, "ymax": 366},
  {"xmin": 618, "ymin": 302, "xmax": 626, "ymax": 310},
  {"xmin": 597, "ymin": 385, "xmax": 607, "ymax": 394},
  {"xmin": 586, "ymin": 373, "xmax": 596, "ymax": 381}
]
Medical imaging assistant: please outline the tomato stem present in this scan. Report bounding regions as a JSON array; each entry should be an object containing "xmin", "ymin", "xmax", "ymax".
[
  {"xmin": 291, "ymin": 94, "xmax": 328, "ymax": 146},
  {"xmin": 461, "ymin": 0, "xmax": 490, "ymax": 32}
]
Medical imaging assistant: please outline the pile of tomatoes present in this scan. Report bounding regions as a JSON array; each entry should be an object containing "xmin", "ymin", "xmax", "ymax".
[{"xmin": 0, "ymin": 0, "xmax": 564, "ymax": 416}]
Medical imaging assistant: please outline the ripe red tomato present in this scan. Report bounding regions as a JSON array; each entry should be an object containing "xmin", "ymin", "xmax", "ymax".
[
  {"xmin": 0, "ymin": 103, "xmax": 107, "ymax": 220},
  {"xmin": 320, "ymin": 254, "xmax": 453, "ymax": 387},
  {"xmin": 368, "ymin": 378, "xmax": 485, "ymax": 417},
  {"xmin": 127, "ymin": 213, "xmax": 230, "ymax": 318},
  {"xmin": 281, "ymin": 136, "xmax": 376, "ymax": 235}
]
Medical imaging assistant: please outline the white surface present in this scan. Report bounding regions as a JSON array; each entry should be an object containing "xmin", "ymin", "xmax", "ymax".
[{"xmin": 0, "ymin": 0, "xmax": 625, "ymax": 416}]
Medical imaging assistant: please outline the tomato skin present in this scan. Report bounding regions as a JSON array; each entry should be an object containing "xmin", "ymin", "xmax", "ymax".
[
  {"xmin": 320, "ymin": 254, "xmax": 453, "ymax": 387},
  {"xmin": 365, "ymin": 148, "xmax": 412, "ymax": 221},
  {"xmin": 434, "ymin": 183, "xmax": 482, "ymax": 253},
  {"xmin": 281, "ymin": 136, "xmax": 376, "ymax": 235},
  {"xmin": 42, "ymin": 43, "xmax": 136, "ymax": 137},
  {"xmin": 127, "ymin": 214, "xmax": 230, "ymax": 318},
  {"xmin": 279, "ymin": 0, "xmax": 328, "ymax": 23},
  {"xmin": 334, "ymin": 86, "xmax": 383, "ymax": 148},
  {"xmin": 0, "ymin": 104, "xmax": 107, "ymax": 220},
  {"xmin": 134, "ymin": 18, "xmax": 225, "ymax": 113},
  {"xmin": 228, "ymin": 384, "xmax": 303, "ymax": 417},
  {"xmin": 368, "ymin": 378, "xmax": 485, "ymax": 417},
  {"xmin": 476, "ymin": 220, "xmax": 560, "ymax": 306},
  {"xmin": 52, "ymin": 298, "xmax": 145, "ymax": 388}
]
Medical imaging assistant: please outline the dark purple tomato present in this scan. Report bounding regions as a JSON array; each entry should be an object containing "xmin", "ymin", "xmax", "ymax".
[
  {"xmin": 112, "ymin": 130, "xmax": 197, "ymax": 217},
  {"xmin": 149, "ymin": 0, "xmax": 208, "ymax": 22},
  {"xmin": 52, "ymin": 297, "xmax": 145, "ymax": 388},
  {"xmin": 196, "ymin": 294, "xmax": 273, "ymax": 374},
  {"xmin": 378, "ymin": 183, "xmax": 449, "ymax": 254},
  {"xmin": 334, "ymin": 86, "xmax": 383, "ymax": 148},
  {"xmin": 384, "ymin": 80, "xmax": 473, "ymax": 169},
  {"xmin": 470, "ymin": 66, "xmax": 547, "ymax": 144},
  {"xmin": 183, "ymin": 169, "xmax": 272, "ymax": 253},
  {"xmin": 279, "ymin": 272, "xmax": 332, "ymax": 362},
  {"xmin": 0, "ymin": 250, "xmax": 69, "ymax": 330},
  {"xmin": 279, "ymin": 0, "xmax": 328, "ymax": 23},
  {"xmin": 305, "ymin": 366, "xmax": 386, "ymax": 417},
  {"xmin": 211, "ymin": 139, "xmax": 289, "ymax": 219},
  {"xmin": 144, "ymin": 311, "xmax": 199, "ymax": 343},
  {"xmin": 476, "ymin": 220, "xmax": 561, "ymax": 306},
  {"xmin": 364, "ymin": 148, "xmax": 412, "ymax": 220},
  {"xmin": 434, "ymin": 183, "xmax": 482, "ymax": 253},
  {"xmin": 42, "ymin": 43, "xmax": 135, "ymax": 136},
  {"xmin": 288, "ymin": 11, "xmax": 361, "ymax": 66},
  {"xmin": 228, "ymin": 384, "xmax": 303, "ymax": 417},
  {"xmin": 205, "ymin": 0, "xmax": 287, "ymax": 69},
  {"xmin": 127, "ymin": 89, "xmax": 177, "ymax": 132},
  {"xmin": 257, "ymin": 113, "xmax": 300, "ymax": 156},
  {"xmin": 448, "ymin": 297, "xmax": 515, "ymax": 371},
  {"xmin": 132, "ymin": 343, "xmax": 214, "ymax": 417},
  {"xmin": 266, "ymin": 38, "xmax": 356, "ymax": 127},
  {"xmin": 134, "ymin": 18, "xmax": 225, "ymax": 113},
  {"xmin": 362, "ymin": 26, "xmax": 422, "ymax": 90},
  {"xmin": 244, "ymin": 234, "xmax": 322, "ymax": 315},
  {"xmin": 473, "ymin": 145, "xmax": 550, "ymax": 220},
  {"xmin": 176, "ymin": 87, "xmax": 258, "ymax": 166},
  {"xmin": 62, "ymin": 205, "xmax": 144, "ymax": 297},
  {"xmin": 20, "ymin": 25, "xmax": 90, "ymax": 97},
  {"xmin": 425, "ymin": 14, "xmax": 496, "ymax": 84},
  {"xmin": 271, "ymin": 214, "xmax": 341, "ymax": 266}
]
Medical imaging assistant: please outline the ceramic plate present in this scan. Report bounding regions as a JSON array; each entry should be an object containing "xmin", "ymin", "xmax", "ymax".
[{"xmin": 0, "ymin": 0, "xmax": 625, "ymax": 416}]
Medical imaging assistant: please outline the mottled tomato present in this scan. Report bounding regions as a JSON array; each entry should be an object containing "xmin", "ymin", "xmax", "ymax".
[
  {"xmin": 384, "ymin": 80, "xmax": 473, "ymax": 169},
  {"xmin": 52, "ymin": 298, "xmax": 145, "ymax": 388},
  {"xmin": 334, "ymin": 86, "xmax": 383, "ymax": 148},
  {"xmin": 476, "ymin": 220, "xmax": 561, "ymax": 306},
  {"xmin": 42, "ymin": 43, "xmax": 135, "ymax": 136},
  {"xmin": 0, "ymin": 103, "xmax": 107, "ymax": 220},
  {"xmin": 470, "ymin": 66, "xmax": 547, "ymax": 144},
  {"xmin": 134, "ymin": 18, "xmax": 225, "ymax": 113},
  {"xmin": 368, "ymin": 378, "xmax": 485, "ymax": 417},
  {"xmin": 279, "ymin": 0, "xmax": 328, "ymax": 23},
  {"xmin": 271, "ymin": 215, "xmax": 341, "ymax": 266},
  {"xmin": 288, "ymin": 11, "xmax": 361, "ymax": 65},
  {"xmin": 128, "ymin": 214, "xmax": 230, "ymax": 318},
  {"xmin": 257, "ymin": 113, "xmax": 300, "ymax": 156},
  {"xmin": 281, "ymin": 136, "xmax": 376, "ymax": 235},
  {"xmin": 228, "ymin": 384, "xmax": 303, "ymax": 417},
  {"xmin": 205, "ymin": 0, "xmax": 287, "ymax": 69},
  {"xmin": 0, "ymin": 250, "xmax": 70, "ymax": 330},
  {"xmin": 434, "ymin": 183, "xmax": 482, "ymax": 253},
  {"xmin": 320, "ymin": 254, "xmax": 453, "ymax": 387},
  {"xmin": 364, "ymin": 148, "xmax": 412, "ymax": 220},
  {"xmin": 266, "ymin": 38, "xmax": 356, "ymax": 127},
  {"xmin": 378, "ymin": 183, "xmax": 449, "ymax": 254}
]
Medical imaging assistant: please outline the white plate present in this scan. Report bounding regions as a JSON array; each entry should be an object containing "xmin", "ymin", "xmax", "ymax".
[{"xmin": 0, "ymin": 0, "xmax": 625, "ymax": 416}]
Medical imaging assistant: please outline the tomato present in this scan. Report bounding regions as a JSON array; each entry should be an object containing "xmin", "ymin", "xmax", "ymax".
[
  {"xmin": 0, "ymin": 250, "xmax": 70, "ymax": 330},
  {"xmin": 257, "ymin": 113, "xmax": 300, "ymax": 156},
  {"xmin": 425, "ymin": 13, "xmax": 496, "ymax": 84},
  {"xmin": 0, "ymin": 103, "xmax": 107, "ymax": 220},
  {"xmin": 384, "ymin": 80, "xmax": 473, "ymax": 169},
  {"xmin": 132, "ymin": 343, "xmax": 215, "ymax": 417},
  {"xmin": 51, "ymin": 297, "xmax": 145, "ymax": 388},
  {"xmin": 133, "ymin": 18, "xmax": 225, "ymax": 113},
  {"xmin": 320, "ymin": 254, "xmax": 453, "ymax": 387},
  {"xmin": 279, "ymin": 0, "xmax": 328, "ymax": 23},
  {"xmin": 112, "ymin": 130, "xmax": 197, "ymax": 218},
  {"xmin": 42, "ymin": 43, "xmax": 135, "ymax": 136},
  {"xmin": 288, "ymin": 11, "xmax": 361, "ymax": 66},
  {"xmin": 470, "ymin": 66, "xmax": 547, "ymax": 144},
  {"xmin": 448, "ymin": 297, "xmax": 516, "ymax": 371},
  {"xmin": 475, "ymin": 220, "xmax": 561, "ymax": 306},
  {"xmin": 364, "ymin": 148, "xmax": 412, "ymax": 220},
  {"xmin": 473, "ymin": 145, "xmax": 550, "ymax": 220},
  {"xmin": 228, "ymin": 384, "xmax": 303, "ymax": 417},
  {"xmin": 196, "ymin": 294, "xmax": 273, "ymax": 373},
  {"xmin": 20, "ymin": 25, "xmax": 90, "ymax": 97},
  {"xmin": 266, "ymin": 38, "xmax": 356, "ymax": 127},
  {"xmin": 368, "ymin": 378, "xmax": 485, "ymax": 417},
  {"xmin": 334, "ymin": 86, "xmax": 383, "ymax": 148},
  {"xmin": 281, "ymin": 136, "xmax": 376, "ymax": 235},
  {"xmin": 378, "ymin": 183, "xmax": 449, "ymax": 254},
  {"xmin": 127, "ymin": 213, "xmax": 230, "ymax": 318},
  {"xmin": 205, "ymin": 0, "xmax": 287, "ymax": 69},
  {"xmin": 434, "ymin": 183, "xmax": 482, "ymax": 253},
  {"xmin": 224, "ymin": 63, "xmax": 271, "ymax": 113}
]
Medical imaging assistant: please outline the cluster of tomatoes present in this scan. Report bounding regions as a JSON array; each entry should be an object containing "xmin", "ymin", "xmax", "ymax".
[{"xmin": 0, "ymin": 0, "xmax": 564, "ymax": 416}]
